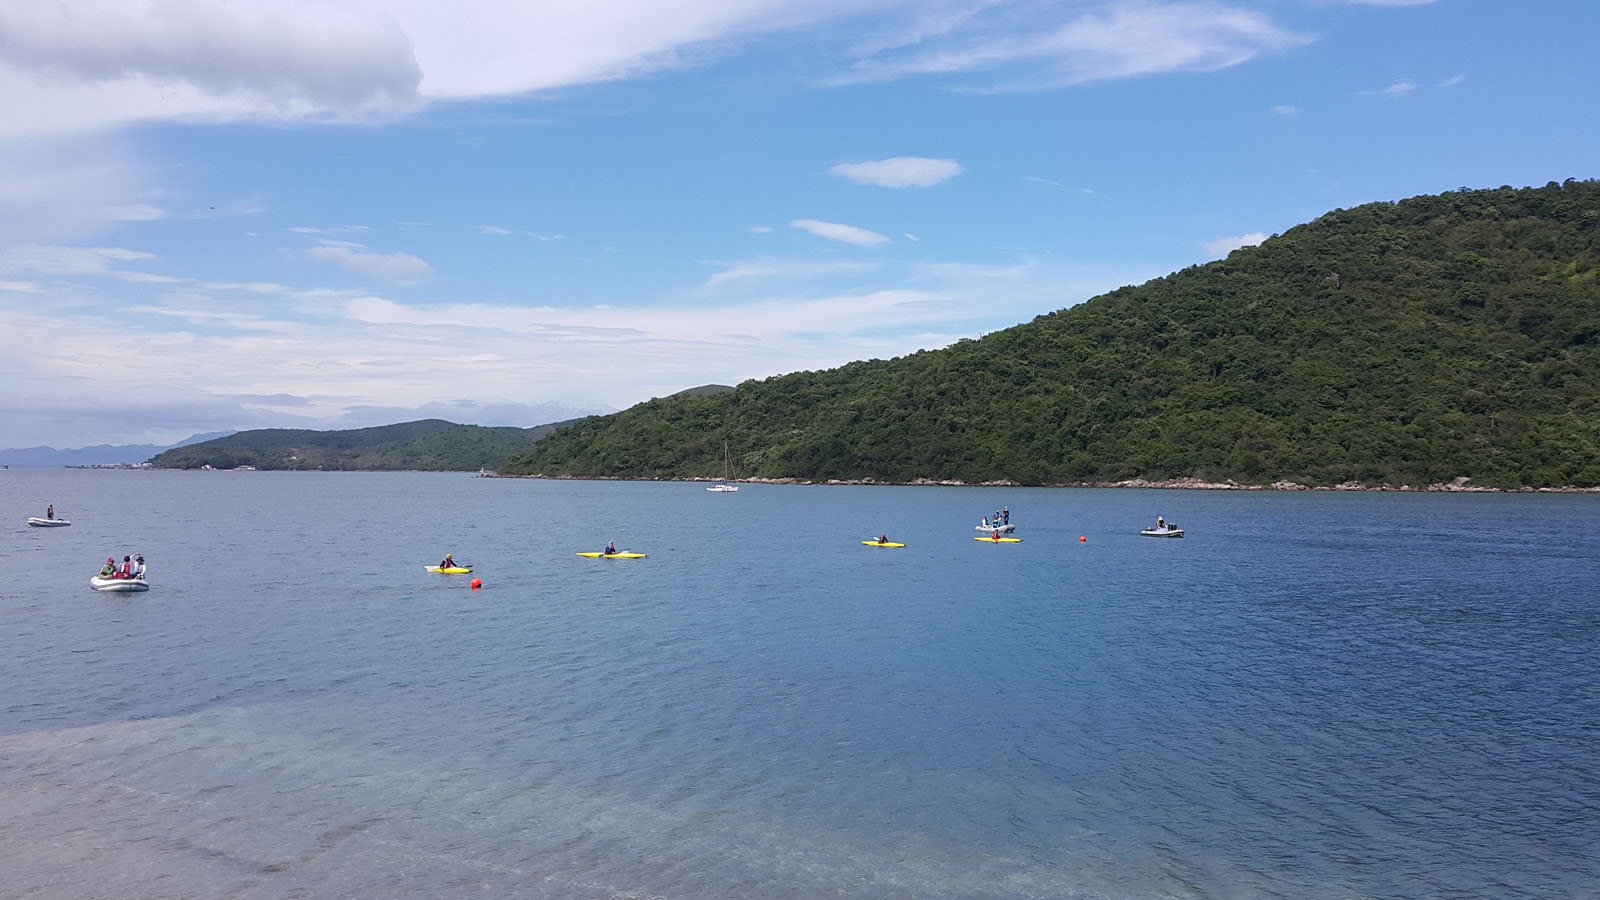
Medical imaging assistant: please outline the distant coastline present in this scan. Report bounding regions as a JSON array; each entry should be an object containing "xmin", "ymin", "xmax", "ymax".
[{"xmin": 484, "ymin": 473, "xmax": 1600, "ymax": 494}]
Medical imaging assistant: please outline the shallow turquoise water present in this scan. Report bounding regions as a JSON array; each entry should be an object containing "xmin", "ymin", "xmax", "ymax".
[{"xmin": 2, "ymin": 470, "xmax": 1597, "ymax": 898}]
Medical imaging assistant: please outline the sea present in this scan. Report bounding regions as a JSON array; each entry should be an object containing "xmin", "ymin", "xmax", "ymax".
[{"xmin": 2, "ymin": 469, "xmax": 1596, "ymax": 900}]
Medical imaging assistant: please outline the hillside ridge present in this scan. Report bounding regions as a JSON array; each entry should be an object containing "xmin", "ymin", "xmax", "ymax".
[{"xmin": 503, "ymin": 181, "xmax": 1600, "ymax": 489}]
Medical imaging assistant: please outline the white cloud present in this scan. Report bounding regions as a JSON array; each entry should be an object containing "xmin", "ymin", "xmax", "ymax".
[
  {"xmin": 1024, "ymin": 175, "xmax": 1063, "ymax": 188},
  {"xmin": 831, "ymin": 2, "xmax": 1308, "ymax": 91},
  {"xmin": 0, "ymin": 280, "xmax": 42, "ymax": 293},
  {"xmin": 1, "ymin": 1, "xmax": 1317, "ymax": 141},
  {"xmin": 904, "ymin": 233, "xmax": 920, "ymax": 242},
  {"xmin": 704, "ymin": 259, "xmax": 877, "ymax": 287},
  {"xmin": 0, "ymin": 0, "xmax": 878, "ymax": 139},
  {"xmin": 791, "ymin": 218, "xmax": 891, "ymax": 246},
  {"xmin": 1440, "ymin": 72, "xmax": 1465, "ymax": 87},
  {"xmin": 117, "ymin": 270, "xmax": 186, "ymax": 284},
  {"xmin": 1270, "ymin": 104, "xmax": 1300, "ymax": 116},
  {"xmin": 288, "ymin": 225, "xmax": 370, "ymax": 234},
  {"xmin": 748, "ymin": 225, "xmax": 773, "ymax": 234},
  {"xmin": 1362, "ymin": 80, "xmax": 1417, "ymax": 98},
  {"xmin": 305, "ymin": 241, "xmax": 434, "ymax": 282},
  {"xmin": 0, "ymin": 2, "xmax": 422, "ymax": 140},
  {"xmin": 0, "ymin": 243, "xmax": 156, "ymax": 277},
  {"xmin": 1203, "ymin": 232, "xmax": 1266, "ymax": 255},
  {"xmin": 477, "ymin": 225, "xmax": 512, "ymax": 236},
  {"xmin": 829, "ymin": 156, "xmax": 963, "ymax": 188}
]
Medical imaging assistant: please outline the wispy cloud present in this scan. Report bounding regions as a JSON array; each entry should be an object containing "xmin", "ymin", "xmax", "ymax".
[
  {"xmin": 829, "ymin": 156, "xmax": 963, "ymax": 188},
  {"xmin": 1361, "ymin": 80, "xmax": 1417, "ymax": 99},
  {"xmin": 0, "ymin": 243, "xmax": 156, "ymax": 277},
  {"xmin": 704, "ymin": 259, "xmax": 877, "ymax": 288},
  {"xmin": 1203, "ymin": 232, "xmax": 1266, "ymax": 256},
  {"xmin": 748, "ymin": 225, "xmax": 773, "ymax": 234},
  {"xmin": 791, "ymin": 218, "xmax": 891, "ymax": 246},
  {"xmin": 831, "ymin": 2, "xmax": 1309, "ymax": 91},
  {"xmin": 1270, "ymin": 104, "xmax": 1300, "ymax": 116},
  {"xmin": 305, "ymin": 241, "xmax": 433, "ymax": 282},
  {"xmin": 1024, "ymin": 175, "xmax": 1063, "ymax": 188},
  {"xmin": 289, "ymin": 225, "xmax": 370, "ymax": 235},
  {"xmin": 476, "ymin": 225, "xmax": 512, "ymax": 236},
  {"xmin": 0, "ymin": 280, "xmax": 43, "ymax": 293},
  {"xmin": 1440, "ymin": 72, "xmax": 1465, "ymax": 87}
]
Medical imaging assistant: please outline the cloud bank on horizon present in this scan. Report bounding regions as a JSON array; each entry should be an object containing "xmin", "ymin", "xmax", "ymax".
[{"xmin": 1, "ymin": 0, "xmax": 1593, "ymax": 446}]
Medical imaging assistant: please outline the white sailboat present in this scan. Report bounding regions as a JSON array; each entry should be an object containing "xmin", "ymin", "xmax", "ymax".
[{"xmin": 707, "ymin": 441, "xmax": 740, "ymax": 492}]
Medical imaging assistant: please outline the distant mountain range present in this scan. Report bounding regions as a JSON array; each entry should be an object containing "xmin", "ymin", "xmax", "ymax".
[
  {"xmin": 147, "ymin": 419, "xmax": 572, "ymax": 471},
  {"xmin": 0, "ymin": 431, "xmax": 235, "ymax": 467}
]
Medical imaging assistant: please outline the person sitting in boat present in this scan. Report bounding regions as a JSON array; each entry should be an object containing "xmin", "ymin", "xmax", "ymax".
[
  {"xmin": 604, "ymin": 542, "xmax": 618, "ymax": 555},
  {"xmin": 991, "ymin": 529, "xmax": 1001, "ymax": 540},
  {"xmin": 99, "ymin": 558, "xmax": 116, "ymax": 577},
  {"xmin": 878, "ymin": 533, "xmax": 889, "ymax": 544},
  {"xmin": 439, "ymin": 553, "xmax": 458, "ymax": 569},
  {"xmin": 120, "ymin": 555, "xmax": 134, "ymax": 578},
  {"xmin": 132, "ymin": 555, "xmax": 145, "ymax": 579}
]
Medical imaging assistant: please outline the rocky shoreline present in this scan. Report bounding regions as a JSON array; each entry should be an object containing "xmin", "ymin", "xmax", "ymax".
[{"xmin": 487, "ymin": 473, "xmax": 1600, "ymax": 493}]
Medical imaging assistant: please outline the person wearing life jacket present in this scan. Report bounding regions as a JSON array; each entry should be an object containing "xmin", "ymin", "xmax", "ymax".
[
  {"xmin": 132, "ymin": 555, "xmax": 146, "ymax": 580},
  {"xmin": 604, "ymin": 542, "xmax": 618, "ymax": 555},
  {"xmin": 439, "ymin": 553, "xmax": 458, "ymax": 569},
  {"xmin": 120, "ymin": 556, "xmax": 133, "ymax": 578},
  {"xmin": 100, "ymin": 557, "xmax": 116, "ymax": 577}
]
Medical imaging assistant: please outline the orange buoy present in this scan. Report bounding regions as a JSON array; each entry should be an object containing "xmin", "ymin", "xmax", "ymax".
[
  {"xmin": 1079, "ymin": 536, "xmax": 1087, "ymax": 542},
  {"xmin": 470, "ymin": 578, "xmax": 482, "ymax": 590}
]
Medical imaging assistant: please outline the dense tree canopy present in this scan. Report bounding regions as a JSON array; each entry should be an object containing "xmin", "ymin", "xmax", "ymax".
[{"xmin": 504, "ymin": 181, "xmax": 1600, "ymax": 489}]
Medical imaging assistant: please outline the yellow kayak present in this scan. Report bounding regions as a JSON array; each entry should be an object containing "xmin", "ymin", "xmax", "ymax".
[
  {"xmin": 862, "ymin": 540, "xmax": 905, "ymax": 548},
  {"xmin": 577, "ymin": 551, "xmax": 648, "ymax": 559},
  {"xmin": 425, "ymin": 565, "xmax": 473, "ymax": 574},
  {"xmin": 973, "ymin": 537, "xmax": 1022, "ymax": 543}
]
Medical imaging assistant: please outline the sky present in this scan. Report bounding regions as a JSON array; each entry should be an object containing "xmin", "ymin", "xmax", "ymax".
[{"xmin": 2, "ymin": 0, "xmax": 1596, "ymax": 448}]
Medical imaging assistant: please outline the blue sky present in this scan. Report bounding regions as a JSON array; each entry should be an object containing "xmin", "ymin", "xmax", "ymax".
[{"xmin": 2, "ymin": 0, "xmax": 1596, "ymax": 447}]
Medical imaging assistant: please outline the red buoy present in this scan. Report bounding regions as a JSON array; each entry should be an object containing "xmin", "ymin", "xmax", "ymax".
[
  {"xmin": 1079, "ymin": 536, "xmax": 1087, "ymax": 542},
  {"xmin": 470, "ymin": 578, "xmax": 482, "ymax": 590}
]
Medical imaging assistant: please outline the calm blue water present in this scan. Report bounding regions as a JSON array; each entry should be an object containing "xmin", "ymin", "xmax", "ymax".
[{"xmin": 2, "ymin": 470, "xmax": 1597, "ymax": 899}]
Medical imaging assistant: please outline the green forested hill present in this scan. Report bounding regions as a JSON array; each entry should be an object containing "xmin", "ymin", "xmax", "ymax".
[
  {"xmin": 503, "ymin": 181, "xmax": 1600, "ymax": 488},
  {"xmin": 150, "ymin": 419, "xmax": 567, "ymax": 471}
]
